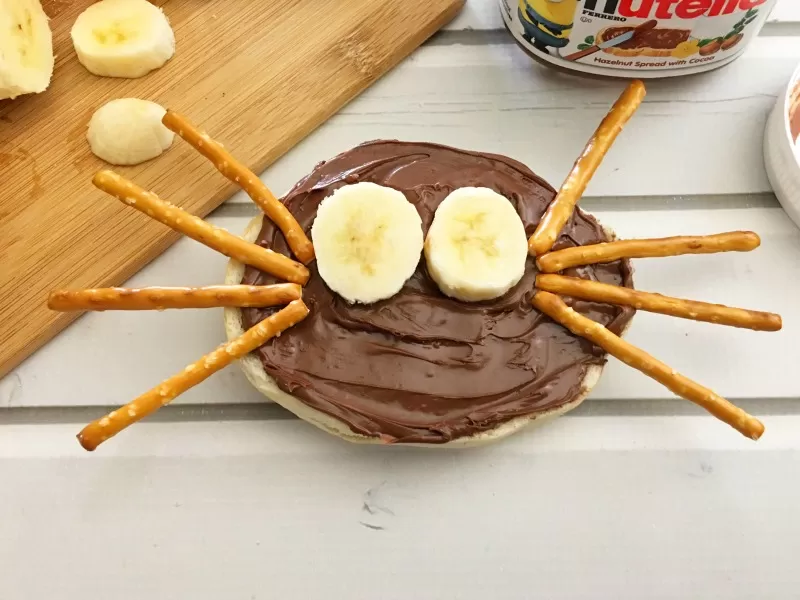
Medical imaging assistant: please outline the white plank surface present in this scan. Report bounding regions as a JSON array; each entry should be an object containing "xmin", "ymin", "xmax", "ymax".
[
  {"xmin": 228, "ymin": 36, "xmax": 800, "ymax": 202},
  {"xmin": 769, "ymin": 1, "xmax": 800, "ymax": 24},
  {"xmin": 446, "ymin": 0, "xmax": 503, "ymax": 30},
  {"xmin": 446, "ymin": 0, "xmax": 800, "ymax": 30},
  {"xmin": 2, "ymin": 418, "xmax": 799, "ymax": 600},
  {"xmin": 591, "ymin": 206, "xmax": 799, "ymax": 400}
]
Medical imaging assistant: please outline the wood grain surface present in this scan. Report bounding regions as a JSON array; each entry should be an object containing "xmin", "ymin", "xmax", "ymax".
[{"xmin": 0, "ymin": 0, "xmax": 464, "ymax": 378}]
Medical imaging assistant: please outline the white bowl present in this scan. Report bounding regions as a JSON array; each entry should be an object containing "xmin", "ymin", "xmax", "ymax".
[{"xmin": 764, "ymin": 62, "xmax": 800, "ymax": 231}]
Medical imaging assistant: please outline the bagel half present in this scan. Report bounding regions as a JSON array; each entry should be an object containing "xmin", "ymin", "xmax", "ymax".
[{"xmin": 224, "ymin": 213, "xmax": 633, "ymax": 447}]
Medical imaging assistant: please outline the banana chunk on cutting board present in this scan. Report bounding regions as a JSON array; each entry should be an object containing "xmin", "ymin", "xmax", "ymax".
[
  {"xmin": 311, "ymin": 182, "xmax": 424, "ymax": 305},
  {"xmin": 0, "ymin": 0, "xmax": 54, "ymax": 100},
  {"xmin": 425, "ymin": 187, "xmax": 528, "ymax": 302},
  {"xmin": 87, "ymin": 98, "xmax": 174, "ymax": 165},
  {"xmin": 71, "ymin": 0, "xmax": 175, "ymax": 78}
]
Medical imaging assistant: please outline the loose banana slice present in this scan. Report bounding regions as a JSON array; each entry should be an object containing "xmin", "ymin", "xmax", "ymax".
[
  {"xmin": 71, "ymin": 0, "xmax": 175, "ymax": 78},
  {"xmin": 311, "ymin": 182, "xmax": 424, "ymax": 304},
  {"xmin": 87, "ymin": 98, "xmax": 174, "ymax": 165},
  {"xmin": 0, "ymin": 0, "xmax": 54, "ymax": 100},
  {"xmin": 424, "ymin": 187, "xmax": 528, "ymax": 302}
]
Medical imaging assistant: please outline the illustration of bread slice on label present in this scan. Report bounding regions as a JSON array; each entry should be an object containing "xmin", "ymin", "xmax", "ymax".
[{"xmin": 596, "ymin": 26, "xmax": 691, "ymax": 58}]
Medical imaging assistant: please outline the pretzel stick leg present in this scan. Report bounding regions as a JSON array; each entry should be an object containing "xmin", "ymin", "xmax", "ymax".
[
  {"xmin": 536, "ymin": 274, "xmax": 782, "ymax": 332},
  {"xmin": 48, "ymin": 284, "xmax": 302, "ymax": 311},
  {"xmin": 529, "ymin": 80, "xmax": 646, "ymax": 256},
  {"xmin": 93, "ymin": 170, "xmax": 309, "ymax": 285},
  {"xmin": 531, "ymin": 291, "xmax": 764, "ymax": 440},
  {"xmin": 537, "ymin": 231, "xmax": 760, "ymax": 273},
  {"xmin": 77, "ymin": 299, "xmax": 310, "ymax": 451},
  {"xmin": 162, "ymin": 110, "xmax": 315, "ymax": 265}
]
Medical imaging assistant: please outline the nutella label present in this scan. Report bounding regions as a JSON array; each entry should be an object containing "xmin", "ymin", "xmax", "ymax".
[{"xmin": 501, "ymin": 0, "xmax": 778, "ymax": 77}]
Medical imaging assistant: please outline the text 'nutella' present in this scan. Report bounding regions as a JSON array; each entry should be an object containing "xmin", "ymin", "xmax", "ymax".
[{"xmin": 501, "ymin": 0, "xmax": 778, "ymax": 78}]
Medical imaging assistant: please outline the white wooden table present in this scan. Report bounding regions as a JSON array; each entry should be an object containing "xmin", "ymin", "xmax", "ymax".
[{"xmin": 3, "ymin": 2, "xmax": 800, "ymax": 598}]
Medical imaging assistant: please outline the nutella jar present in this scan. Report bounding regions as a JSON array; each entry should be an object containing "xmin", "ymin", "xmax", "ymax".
[{"xmin": 500, "ymin": 0, "xmax": 778, "ymax": 78}]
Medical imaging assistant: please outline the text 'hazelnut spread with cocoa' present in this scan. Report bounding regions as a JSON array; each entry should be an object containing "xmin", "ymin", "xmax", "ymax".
[{"xmin": 240, "ymin": 141, "xmax": 634, "ymax": 443}]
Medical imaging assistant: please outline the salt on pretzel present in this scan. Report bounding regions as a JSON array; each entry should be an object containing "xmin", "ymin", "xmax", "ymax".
[
  {"xmin": 536, "ymin": 231, "xmax": 760, "ymax": 273},
  {"xmin": 77, "ymin": 299, "xmax": 310, "ymax": 451},
  {"xmin": 536, "ymin": 274, "xmax": 782, "ymax": 332},
  {"xmin": 93, "ymin": 170, "xmax": 309, "ymax": 285},
  {"xmin": 531, "ymin": 291, "xmax": 765, "ymax": 440},
  {"xmin": 48, "ymin": 284, "xmax": 302, "ymax": 311},
  {"xmin": 528, "ymin": 80, "xmax": 646, "ymax": 256},
  {"xmin": 162, "ymin": 110, "xmax": 315, "ymax": 265}
]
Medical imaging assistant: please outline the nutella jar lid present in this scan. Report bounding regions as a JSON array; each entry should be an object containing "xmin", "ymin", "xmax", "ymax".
[{"xmin": 500, "ymin": 0, "xmax": 779, "ymax": 79}]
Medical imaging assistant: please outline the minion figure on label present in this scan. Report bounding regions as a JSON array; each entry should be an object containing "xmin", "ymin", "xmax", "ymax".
[{"xmin": 518, "ymin": 0, "xmax": 577, "ymax": 53}]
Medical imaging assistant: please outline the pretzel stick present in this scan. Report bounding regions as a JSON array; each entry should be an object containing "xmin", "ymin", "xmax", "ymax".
[
  {"xmin": 77, "ymin": 299, "xmax": 310, "ymax": 451},
  {"xmin": 536, "ymin": 231, "xmax": 760, "ymax": 273},
  {"xmin": 536, "ymin": 274, "xmax": 782, "ymax": 332},
  {"xmin": 93, "ymin": 170, "xmax": 309, "ymax": 285},
  {"xmin": 528, "ymin": 80, "xmax": 646, "ymax": 256},
  {"xmin": 162, "ymin": 110, "xmax": 315, "ymax": 265},
  {"xmin": 48, "ymin": 284, "xmax": 302, "ymax": 311},
  {"xmin": 531, "ymin": 291, "xmax": 764, "ymax": 440}
]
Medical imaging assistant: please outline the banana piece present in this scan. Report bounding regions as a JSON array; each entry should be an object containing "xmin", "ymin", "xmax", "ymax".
[
  {"xmin": 311, "ymin": 182, "xmax": 424, "ymax": 304},
  {"xmin": 87, "ymin": 98, "xmax": 174, "ymax": 165},
  {"xmin": 424, "ymin": 187, "xmax": 528, "ymax": 302},
  {"xmin": 0, "ymin": 0, "xmax": 54, "ymax": 100},
  {"xmin": 71, "ymin": 0, "xmax": 175, "ymax": 78}
]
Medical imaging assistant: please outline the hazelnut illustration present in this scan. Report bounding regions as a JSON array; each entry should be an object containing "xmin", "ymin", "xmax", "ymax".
[
  {"xmin": 721, "ymin": 34, "xmax": 744, "ymax": 51},
  {"xmin": 699, "ymin": 39, "xmax": 722, "ymax": 56}
]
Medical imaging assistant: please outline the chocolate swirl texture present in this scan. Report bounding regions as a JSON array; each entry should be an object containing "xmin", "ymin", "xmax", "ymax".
[{"xmin": 240, "ymin": 141, "xmax": 634, "ymax": 443}]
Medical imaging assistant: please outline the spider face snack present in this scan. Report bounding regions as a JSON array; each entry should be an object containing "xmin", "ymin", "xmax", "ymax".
[{"xmin": 52, "ymin": 81, "xmax": 782, "ymax": 450}]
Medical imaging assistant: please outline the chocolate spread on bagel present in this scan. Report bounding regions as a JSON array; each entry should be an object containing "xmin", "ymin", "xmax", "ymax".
[{"xmin": 240, "ymin": 141, "xmax": 634, "ymax": 443}]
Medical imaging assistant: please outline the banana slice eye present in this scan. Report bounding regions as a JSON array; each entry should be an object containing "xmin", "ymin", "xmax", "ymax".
[
  {"xmin": 450, "ymin": 212, "xmax": 502, "ymax": 261},
  {"xmin": 424, "ymin": 187, "xmax": 528, "ymax": 302},
  {"xmin": 311, "ymin": 182, "xmax": 424, "ymax": 305}
]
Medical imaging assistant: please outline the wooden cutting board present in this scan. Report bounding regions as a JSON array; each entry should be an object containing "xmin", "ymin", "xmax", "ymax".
[{"xmin": 0, "ymin": 0, "xmax": 464, "ymax": 378}]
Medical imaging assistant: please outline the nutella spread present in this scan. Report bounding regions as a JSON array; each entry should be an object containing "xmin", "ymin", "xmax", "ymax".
[
  {"xmin": 240, "ymin": 141, "xmax": 634, "ymax": 443},
  {"xmin": 500, "ymin": 0, "xmax": 777, "ymax": 78}
]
